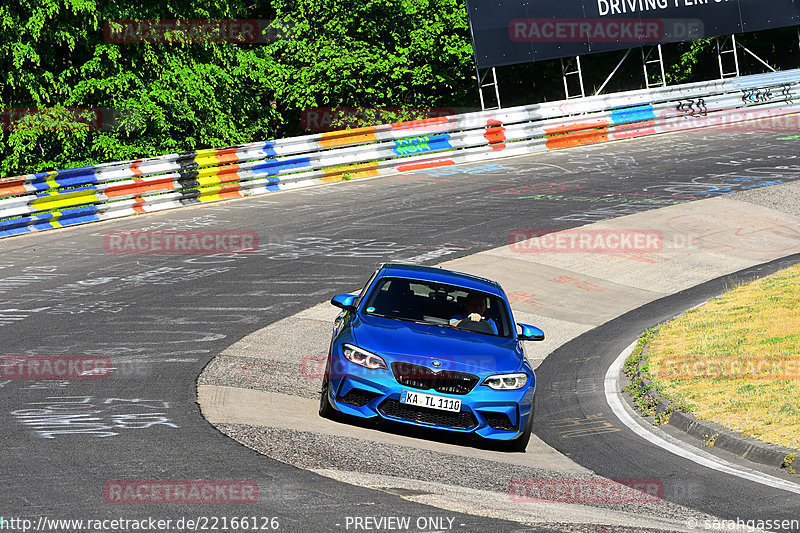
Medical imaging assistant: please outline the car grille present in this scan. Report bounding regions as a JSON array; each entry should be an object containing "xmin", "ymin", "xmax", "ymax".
[
  {"xmin": 391, "ymin": 362, "xmax": 479, "ymax": 395},
  {"xmin": 378, "ymin": 399, "xmax": 478, "ymax": 429},
  {"xmin": 338, "ymin": 389, "xmax": 378, "ymax": 407},
  {"xmin": 482, "ymin": 411, "xmax": 517, "ymax": 431}
]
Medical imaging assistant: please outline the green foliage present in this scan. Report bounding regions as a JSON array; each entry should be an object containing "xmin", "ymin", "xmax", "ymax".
[
  {"xmin": 623, "ymin": 327, "xmax": 695, "ymax": 424},
  {"xmin": 623, "ymin": 328, "xmax": 658, "ymax": 377},
  {"xmin": 0, "ymin": 0, "xmax": 473, "ymax": 177},
  {"xmin": 664, "ymin": 38, "xmax": 716, "ymax": 85},
  {"xmin": 0, "ymin": 0, "xmax": 284, "ymax": 176},
  {"xmin": 264, "ymin": 0, "xmax": 474, "ymax": 135},
  {"xmin": 784, "ymin": 453, "xmax": 796, "ymax": 473}
]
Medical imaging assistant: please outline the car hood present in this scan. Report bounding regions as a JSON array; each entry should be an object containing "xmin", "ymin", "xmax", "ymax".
[{"xmin": 350, "ymin": 314, "xmax": 524, "ymax": 374}]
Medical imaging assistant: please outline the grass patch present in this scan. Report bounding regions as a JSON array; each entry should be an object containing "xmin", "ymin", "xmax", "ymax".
[
  {"xmin": 784, "ymin": 453, "xmax": 797, "ymax": 473},
  {"xmin": 623, "ymin": 329, "xmax": 693, "ymax": 423},
  {"xmin": 641, "ymin": 263, "xmax": 800, "ymax": 449}
]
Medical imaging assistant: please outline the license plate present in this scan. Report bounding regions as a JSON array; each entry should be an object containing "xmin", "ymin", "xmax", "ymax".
[{"xmin": 400, "ymin": 390, "xmax": 461, "ymax": 412}]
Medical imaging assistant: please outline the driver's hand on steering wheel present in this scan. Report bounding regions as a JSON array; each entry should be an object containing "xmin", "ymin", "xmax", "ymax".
[{"xmin": 467, "ymin": 312, "xmax": 483, "ymax": 322}]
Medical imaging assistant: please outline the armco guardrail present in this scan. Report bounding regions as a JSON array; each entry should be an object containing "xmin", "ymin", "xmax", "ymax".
[{"xmin": 2, "ymin": 69, "xmax": 800, "ymax": 238}]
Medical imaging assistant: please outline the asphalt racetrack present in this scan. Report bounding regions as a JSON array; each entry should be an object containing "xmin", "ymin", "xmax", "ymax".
[{"xmin": 2, "ymin": 125, "xmax": 800, "ymax": 532}]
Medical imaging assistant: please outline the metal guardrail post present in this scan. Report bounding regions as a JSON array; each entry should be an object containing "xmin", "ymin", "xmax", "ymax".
[
  {"xmin": 477, "ymin": 67, "xmax": 501, "ymax": 111},
  {"xmin": 642, "ymin": 45, "xmax": 667, "ymax": 89},
  {"xmin": 561, "ymin": 56, "xmax": 586, "ymax": 99},
  {"xmin": 717, "ymin": 35, "xmax": 741, "ymax": 78},
  {"xmin": 739, "ymin": 42, "xmax": 778, "ymax": 73},
  {"xmin": 595, "ymin": 49, "xmax": 632, "ymax": 96}
]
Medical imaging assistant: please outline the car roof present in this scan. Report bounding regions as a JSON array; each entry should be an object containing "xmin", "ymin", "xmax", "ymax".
[{"xmin": 377, "ymin": 263, "xmax": 504, "ymax": 296}]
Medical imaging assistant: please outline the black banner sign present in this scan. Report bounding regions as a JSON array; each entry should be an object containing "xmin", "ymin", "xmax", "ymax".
[{"xmin": 467, "ymin": 0, "xmax": 800, "ymax": 68}]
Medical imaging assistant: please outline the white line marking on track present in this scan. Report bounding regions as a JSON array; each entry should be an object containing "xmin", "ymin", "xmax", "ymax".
[
  {"xmin": 191, "ymin": 307, "xmax": 282, "ymax": 311},
  {"xmin": 605, "ymin": 340, "xmax": 800, "ymax": 495}
]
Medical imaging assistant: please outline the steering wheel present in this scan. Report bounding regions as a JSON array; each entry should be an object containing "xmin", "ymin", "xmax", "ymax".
[{"xmin": 457, "ymin": 318, "xmax": 494, "ymax": 334}]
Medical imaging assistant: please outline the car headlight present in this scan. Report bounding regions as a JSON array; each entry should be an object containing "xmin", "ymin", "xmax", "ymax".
[
  {"xmin": 342, "ymin": 344, "xmax": 387, "ymax": 370},
  {"xmin": 482, "ymin": 373, "xmax": 528, "ymax": 390}
]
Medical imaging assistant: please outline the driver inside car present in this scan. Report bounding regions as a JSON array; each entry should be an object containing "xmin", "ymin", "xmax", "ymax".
[{"xmin": 449, "ymin": 292, "xmax": 498, "ymax": 335}]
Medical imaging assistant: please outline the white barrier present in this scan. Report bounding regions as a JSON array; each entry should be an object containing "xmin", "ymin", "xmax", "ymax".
[{"xmin": 2, "ymin": 69, "xmax": 799, "ymax": 238}]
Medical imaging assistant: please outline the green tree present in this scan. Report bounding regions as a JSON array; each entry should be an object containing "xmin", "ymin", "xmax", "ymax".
[
  {"xmin": 264, "ymin": 0, "xmax": 474, "ymax": 135},
  {"xmin": 0, "ymin": 0, "xmax": 475, "ymax": 178},
  {"xmin": 0, "ymin": 0, "xmax": 283, "ymax": 177}
]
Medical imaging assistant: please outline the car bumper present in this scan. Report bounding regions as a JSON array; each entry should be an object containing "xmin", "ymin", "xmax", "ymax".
[{"xmin": 326, "ymin": 368, "xmax": 535, "ymax": 441}]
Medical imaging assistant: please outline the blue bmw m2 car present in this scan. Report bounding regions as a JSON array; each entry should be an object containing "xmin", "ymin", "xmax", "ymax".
[{"xmin": 319, "ymin": 263, "xmax": 544, "ymax": 452}]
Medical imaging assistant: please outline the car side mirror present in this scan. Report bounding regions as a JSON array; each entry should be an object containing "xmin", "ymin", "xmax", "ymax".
[
  {"xmin": 331, "ymin": 294, "xmax": 358, "ymax": 312},
  {"xmin": 517, "ymin": 323, "xmax": 544, "ymax": 341}
]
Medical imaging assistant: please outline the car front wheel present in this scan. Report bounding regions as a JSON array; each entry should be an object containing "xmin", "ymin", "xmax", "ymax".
[
  {"xmin": 319, "ymin": 377, "xmax": 336, "ymax": 419},
  {"xmin": 501, "ymin": 404, "xmax": 534, "ymax": 452},
  {"xmin": 319, "ymin": 359, "xmax": 336, "ymax": 419}
]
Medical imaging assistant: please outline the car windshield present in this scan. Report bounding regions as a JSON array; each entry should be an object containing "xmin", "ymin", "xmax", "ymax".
[{"xmin": 362, "ymin": 277, "xmax": 513, "ymax": 338}]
